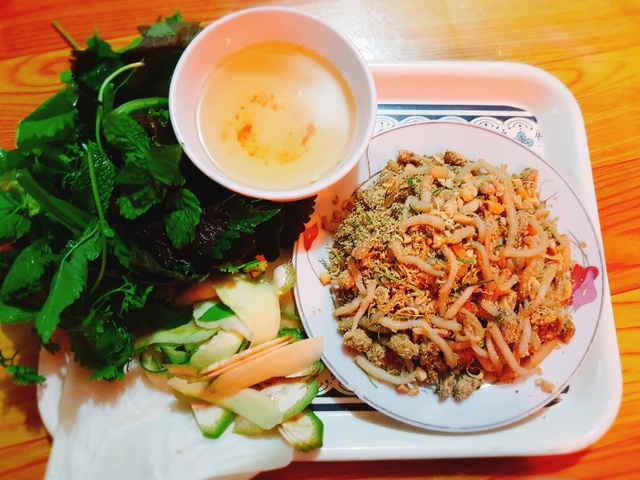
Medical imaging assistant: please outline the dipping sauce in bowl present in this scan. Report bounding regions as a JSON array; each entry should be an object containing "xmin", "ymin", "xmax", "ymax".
[
  {"xmin": 198, "ymin": 41, "xmax": 356, "ymax": 191},
  {"xmin": 170, "ymin": 7, "xmax": 376, "ymax": 201}
]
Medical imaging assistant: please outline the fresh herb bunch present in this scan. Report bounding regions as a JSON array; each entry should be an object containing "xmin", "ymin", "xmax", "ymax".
[{"xmin": 0, "ymin": 13, "xmax": 315, "ymax": 383}]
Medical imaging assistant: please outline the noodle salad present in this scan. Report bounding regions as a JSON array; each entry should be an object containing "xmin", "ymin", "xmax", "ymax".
[{"xmin": 326, "ymin": 150, "xmax": 576, "ymax": 401}]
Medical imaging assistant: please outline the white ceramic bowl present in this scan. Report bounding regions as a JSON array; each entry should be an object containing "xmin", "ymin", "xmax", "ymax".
[{"xmin": 169, "ymin": 7, "xmax": 377, "ymax": 201}]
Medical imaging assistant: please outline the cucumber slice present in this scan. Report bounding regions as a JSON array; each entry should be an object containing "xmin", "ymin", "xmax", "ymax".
[
  {"xmin": 159, "ymin": 345, "xmax": 190, "ymax": 364},
  {"xmin": 211, "ymin": 274, "xmax": 281, "ymax": 345},
  {"xmin": 139, "ymin": 347, "xmax": 170, "ymax": 390},
  {"xmin": 167, "ymin": 378, "xmax": 284, "ymax": 430},
  {"xmin": 193, "ymin": 300, "xmax": 252, "ymax": 338},
  {"xmin": 191, "ymin": 402, "xmax": 235, "ymax": 439},
  {"xmin": 232, "ymin": 415, "xmax": 265, "ymax": 437},
  {"xmin": 135, "ymin": 319, "xmax": 215, "ymax": 348},
  {"xmin": 277, "ymin": 409, "xmax": 323, "ymax": 452},
  {"xmin": 214, "ymin": 388, "xmax": 284, "ymax": 430},
  {"xmin": 140, "ymin": 347, "xmax": 167, "ymax": 373},
  {"xmin": 286, "ymin": 360, "xmax": 325, "ymax": 379},
  {"xmin": 270, "ymin": 261, "xmax": 296, "ymax": 297},
  {"xmin": 190, "ymin": 329, "xmax": 244, "ymax": 369},
  {"xmin": 260, "ymin": 378, "xmax": 319, "ymax": 420},
  {"xmin": 162, "ymin": 363, "xmax": 199, "ymax": 378}
]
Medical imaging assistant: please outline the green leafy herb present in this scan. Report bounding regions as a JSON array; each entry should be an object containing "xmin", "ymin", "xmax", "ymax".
[
  {"xmin": 217, "ymin": 257, "xmax": 267, "ymax": 274},
  {"xmin": 199, "ymin": 302, "xmax": 235, "ymax": 322},
  {"xmin": 0, "ymin": 13, "xmax": 316, "ymax": 383},
  {"xmin": 0, "ymin": 347, "xmax": 45, "ymax": 384},
  {"xmin": 406, "ymin": 176, "xmax": 421, "ymax": 194}
]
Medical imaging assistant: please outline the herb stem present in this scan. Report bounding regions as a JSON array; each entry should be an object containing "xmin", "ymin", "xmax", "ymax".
[
  {"xmin": 15, "ymin": 170, "xmax": 91, "ymax": 234},
  {"xmin": 95, "ymin": 61, "xmax": 145, "ymax": 154},
  {"xmin": 89, "ymin": 61, "xmax": 144, "ymax": 294},
  {"xmin": 85, "ymin": 147, "xmax": 108, "ymax": 296},
  {"xmin": 52, "ymin": 20, "xmax": 81, "ymax": 51}
]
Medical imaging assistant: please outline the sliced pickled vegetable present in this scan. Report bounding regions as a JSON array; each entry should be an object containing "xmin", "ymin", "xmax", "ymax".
[
  {"xmin": 190, "ymin": 329, "xmax": 244, "ymax": 369},
  {"xmin": 212, "ymin": 274, "xmax": 280, "ymax": 345},
  {"xmin": 260, "ymin": 378, "xmax": 319, "ymax": 420},
  {"xmin": 191, "ymin": 402, "xmax": 235, "ymax": 439},
  {"xmin": 139, "ymin": 347, "xmax": 166, "ymax": 373},
  {"xmin": 162, "ymin": 363, "xmax": 199, "ymax": 378},
  {"xmin": 277, "ymin": 409, "xmax": 324, "ymax": 452},
  {"xmin": 198, "ymin": 335, "xmax": 294, "ymax": 380},
  {"xmin": 135, "ymin": 319, "xmax": 215, "ymax": 348},
  {"xmin": 207, "ymin": 337, "xmax": 323, "ymax": 398},
  {"xmin": 232, "ymin": 415, "xmax": 265, "ymax": 437},
  {"xmin": 167, "ymin": 378, "xmax": 283, "ymax": 430},
  {"xmin": 286, "ymin": 360, "xmax": 325, "ymax": 379},
  {"xmin": 270, "ymin": 261, "xmax": 296, "ymax": 297}
]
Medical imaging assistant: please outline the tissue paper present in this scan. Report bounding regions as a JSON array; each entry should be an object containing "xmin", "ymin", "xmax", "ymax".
[{"xmin": 41, "ymin": 354, "xmax": 293, "ymax": 480}]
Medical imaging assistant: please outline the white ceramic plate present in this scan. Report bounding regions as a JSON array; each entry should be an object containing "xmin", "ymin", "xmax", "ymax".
[{"xmin": 293, "ymin": 121, "xmax": 605, "ymax": 433}]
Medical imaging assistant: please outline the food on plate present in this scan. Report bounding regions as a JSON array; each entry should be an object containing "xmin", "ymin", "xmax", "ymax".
[
  {"xmin": 139, "ymin": 262, "xmax": 325, "ymax": 451},
  {"xmin": 326, "ymin": 149, "xmax": 576, "ymax": 400}
]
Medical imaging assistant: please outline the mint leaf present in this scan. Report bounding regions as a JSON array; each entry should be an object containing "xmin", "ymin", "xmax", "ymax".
[
  {"xmin": 35, "ymin": 224, "xmax": 102, "ymax": 342},
  {"xmin": 0, "ymin": 188, "xmax": 32, "ymax": 241},
  {"xmin": 103, "ymin": 111, "xmax": 150, "ymax": 164},
  {"xmin": 16, "ymin": 87, "xmax": 78, "ymax": 154},
  {"xmin": 0, "ymin": 300, "xmax": 38, "ymax": 324},
  {"xmin": 144, "ymin": 144, "xmax": 183, "ymax": 184},
  {"xmin": 207, "ymin": 197, "xmax": 279, "ymax": 259},
  {"xmin": 227, "ymin": 199, "xmax": 280, "ymax": 234},
  {"xmin": 115, "ymin": 163, "xmax": 164, "ymax": 219},
  {"xmin": 114, "ymin": 144, "xmax": 183, "ymax": 220},
  {"xmin": 164, "ymin": 188, "xmax": 201, "ymax": 249},
  {"xmin": 67, "ymin": 143, "xmax": 115, "ymax": 215},
  {"xmin": 1, "ymin": 239, "xmax": 52, "ymax": 297}
]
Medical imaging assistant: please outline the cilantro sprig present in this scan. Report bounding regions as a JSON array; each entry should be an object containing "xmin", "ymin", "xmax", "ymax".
[{"xmin": 0, "ymin": 13, "xmax": 315, "ymax": 383}]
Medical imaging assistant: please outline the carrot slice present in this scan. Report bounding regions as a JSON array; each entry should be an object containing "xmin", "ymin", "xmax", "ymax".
[
  {"xmin": 198, "ymin": 335, "xmax": 294, "ymax": 379},
  {"xmin": 172, "ymin": 276, "xmax": 219, "ymax": 308},
  {"xmin": 207, "ymin": 337, "xmax": 323, "ymax": 398}
]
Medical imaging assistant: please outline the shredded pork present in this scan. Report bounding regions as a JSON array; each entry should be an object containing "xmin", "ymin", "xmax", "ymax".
[{"xmin": 327, "ymin": 150, "xmax": 575, "ymax": 401}]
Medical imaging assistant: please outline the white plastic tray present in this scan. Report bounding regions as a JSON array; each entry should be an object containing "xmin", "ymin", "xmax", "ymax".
[
  {"xmin": 38, "ymin": 61, "xmax": 622, "ymax": 462},
  {"xmin": 296, "ymin": 61, "xmax": 622, "ymax": 461}
]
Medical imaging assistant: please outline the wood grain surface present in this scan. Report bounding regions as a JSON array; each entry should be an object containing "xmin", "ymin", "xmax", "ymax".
[{"xmin": 1, "ymin": 1, "xmax": 639, "ymax": 479}]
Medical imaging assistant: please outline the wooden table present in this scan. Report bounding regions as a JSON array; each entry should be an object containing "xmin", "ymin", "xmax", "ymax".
[{"xmin": 1, "ymin": 1, "xmax": 638, "ymax": 478}]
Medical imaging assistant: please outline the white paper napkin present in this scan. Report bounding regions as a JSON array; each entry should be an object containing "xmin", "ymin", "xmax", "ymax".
[{"xmin": 43, "ymin": 358, "xmax": 293, "ymax": 480}]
